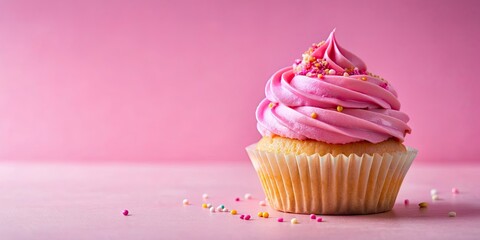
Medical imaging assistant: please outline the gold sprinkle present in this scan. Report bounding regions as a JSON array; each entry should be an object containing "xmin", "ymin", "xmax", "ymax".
[
  {"xmin": 268, "ymin": 102, "xmax": 276, "ymax": 108},
  {"xmin": 419, "ymin": 202, "xmax": 428, "ymax": 208},
  {"xmin": 310, "ymin": 112, "xmax": 318, "ymax": 119},
  {"xmin": 361, "ymin": 77, "xmax": 367, "ymax": 81},
  {"xmin": 317, "ymin": 74, "xmax": 324, "ymax": 79},
  {"xmin": 336, "ymin": 105, "xmax": 344, "ymax": 112}
]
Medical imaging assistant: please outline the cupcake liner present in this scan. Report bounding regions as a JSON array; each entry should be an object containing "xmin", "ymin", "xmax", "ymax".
[{"xmin": 246, "ymin": 144, "xmax": 417, "ymax": 215}]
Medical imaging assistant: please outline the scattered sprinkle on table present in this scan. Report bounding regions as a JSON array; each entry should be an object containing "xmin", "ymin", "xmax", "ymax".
[
  {"xmin": 419, "ymin": 202, "xmax": 428, "ymax": 208},
  {"xmin": 257, "ymin": 212, "xmax": 263, "ymax": 217},
  {"xmin": 404, "ymin": 199, "xmax": 409, "ymax": 205},
  {"xmin": 448, "ymin": 211, "xmax": 457, "ymax": 217},
  {"xmin": 122, "ymin": 209, "xmax": 129, "ymax": 216},
  {"xmin": 202, "ymin": 193, "xmax": 209, "ymax": 199},
  {"xmin": 452, "ymin": 188, "xmax": 460, "ymax": 194},
  {"xmin": 230, "ymin": 209, "xmax": 237, "ymax": 215},
  {"xmin": 430, "ymin": 189, "xmax": 438, "ymax": 196},
  {"xmin": 317, "ymin": 217, "xmax": 323, "ymax": 222},
  {"xmin": 235, "ymin": 197, "xmax": 240, "ymax": 201},
  {"xmin": 240, "ymin": 215, "xmax": 245, "ymax": 219},
  {"xmin": 291, "ymin": 218, "xmax": 298, "ymax": 224},
  {"xmin": 202, "ymin": 203, "xmax": 208, "ymax": 208},
  {"xmin": 432, "ymin": 194, "xmax": 440, "ymax": 200},
  {"xmin": 277, "ymin": 217, "xmax": 284, "ymax": 222},
  {"xmin": 310, "ymin": 214, "xmax": 316, "ymax": 219},
  {"xmin": 182, "ymin": 199, "xmax": 189, "ymax": 205},
  {"xmin": 244, "ymin": 215, "xmax": 251, "ymax": 220},
  {"xmin": 262, "ymin": 212, "xmax": 269, "ymax": 218},
  {"xmin": 244, "ymin": 193, "xmax": 252, "ymax": 200},
  {"xmin": 259, "ymin": 200, "xmax": 266, "ymax": 206}
]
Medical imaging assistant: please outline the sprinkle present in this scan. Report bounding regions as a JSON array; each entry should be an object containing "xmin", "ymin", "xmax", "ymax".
[
  {"xmin": 317, "ymin": 74, "xmax": 324, "ymax": 79},
  {"xmin": 220, "ymin": 204, "xmax": 225, "ymax": 209},
  {"xmin": 430, "ymin": 189, "xmax": 438, "ymax": 195},
  {"xmin": 258, "ymin": 212, "xmax": 263, "ymax": 217},
  {"xmin": 328, "ymin": 69, "xmax": 336, "ymax": 75},
  {"xmin": 360, "ymin": 77, "xmax": 367, "ymax": 81},
  {"xmin": 317, "ymin": 217, "xmax": 323, "ymax": 222},
  {"xmin": 268, "ymin": 102, "xmax": 276, "ymax": 109},
  {"xmin": 231, "ymin": 209, "xmax": 237, "ymax": 215},
  {"xmin": 223, "ymin": 208, "xmax": 229, "ymax": 212},
  {"xmin": 240, "ymin": 215, "xmax": 245, "ymax": 219},
  {"xmin": 448, "ymin": 211, "xmax": 457, "ymax": 217},
  {"xmin": 452, "ymin": 188, "xmax": 459, "ymax": 194},
  {"xmin": 291, "ymin": 218, "xmax": 299, "ymax": 224},
  {"xmin": 202, "ymin": 193, "xmax": 209, "ymax": 199},
  {"xmin": 216, "ymin": 206, "xmax": 223, "ymax": 212},
  {"xmin": 202, "ymin": 203, "xmax": 208, "ymax": 208},
  {"xmin": 262, "ymin": 212, "xmax": 269, "ymax": 218},
  {"xmin": 244, "ymin": 215, "xmax": 251, "ymax": 220},
  {"xmin": 404, "ymin": 199, "xmax": 409, "ymax": 205},
  {"xmin": 209, "ymin": 207, "xmax": 216, "ymax": 213},
  {"xmin": 336, "ymin": 105, "xmax": 344, "ymax": 112},
  {"xmin": 259, "ymin": 200, "xmax": 267, "ymax": 206},
  {"xmin": 419, "ymin": 202, "xmax": 428, "ymax": 208},
  {"xmin": 244, "ymin": 193, "xmax": 252, "ymax": 200},
  {"xmin": 432, "ymin": 194, "xmax": 440, "ymax": 200},
  {"xmin": 206, "ymin": 203, "xmax": 212, "ymax": 208},
  {"xmin": 310, "ymin": 214, "xmax": 316, "ymax": 219},
  {"xmin": 122, "ymin": 210, "xmax": 129, "ymax": 216},
  {"xmin": 182, "ymin": 199, "xmax": 190, "ymax": 205},
  {"xmin": 310, "ymin": 112, "xmax": 318, "ymax": 119},
  {"xmin": 343, "ymin": 72, "xmax": 350, "ymax": 77},
  {"xmin": 277, "ymin": 217, "xmax": 284, "ymax": 222},
  {"xmin": 235, "ymin": 197, "xmax": 240, "ymax": 201}
]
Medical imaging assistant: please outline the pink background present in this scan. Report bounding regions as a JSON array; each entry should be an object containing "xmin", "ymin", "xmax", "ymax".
[{"xmin": 0, "ymin": 0, "xmax": 479, "ymax": 163}]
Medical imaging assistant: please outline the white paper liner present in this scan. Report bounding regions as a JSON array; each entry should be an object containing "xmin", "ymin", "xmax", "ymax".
[{"xmin": 246, "ymin": 144, "xmax": 417, "ymax": 215}]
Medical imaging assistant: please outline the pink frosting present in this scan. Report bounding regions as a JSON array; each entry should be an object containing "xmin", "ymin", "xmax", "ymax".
[{"xmin": 256, "ymin": 30, "xmax": 411, "ymax": 144}]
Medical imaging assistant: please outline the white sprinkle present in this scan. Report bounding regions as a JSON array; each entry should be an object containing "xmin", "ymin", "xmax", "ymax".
[
  {"xmin": 432, "ymin": 194, "xmax": 440, "ymax": 200},
  {"xmin": 206, "ymin": 203, "xmax": 212, "ymax": 208},
  {"xmin": 216, "ymin": 206, "xmax": 222, "ymax": 212},
  {"xmin": 448, "ymin": 211, "xmax": 456, "ymax": 217},
  {"xmin": 259, "ymin": 201, "xmax": 267, "ymax": 206},
  {"xmin": 182, "ymin": 199, "xmax": 190, "ymax": 205},
  {"xmin": 209, "ymin": 207, "xmax": 216, "ymax": 213},
  {"xmin": 328, "ymin": 69, "xmax": 336, "ymax": 75},
  {"xmin": 430, "ymin": 189, "xmax": 438, "ymax": 196},
  {"xmin": 202, "ymin": 193, "xmax": 209, "ymax": 199},
  {"xmin": 291, "ymin": 218, "xmax": 299, "ymax": 224},
  {"xmin": 223, "ymin": 208, "xmax": 229, "ymax": 213},
  {"xmin": 343, "ymin": 72, "xmax": 350, "ymax": 77},
  {"xmin": 244, "ymin": 193, "xmax": 252, "ymax": 200}
]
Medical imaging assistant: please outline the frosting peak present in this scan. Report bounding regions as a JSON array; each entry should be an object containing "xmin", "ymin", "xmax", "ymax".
[
  {"xmin": 256, "ymin": 30, "xmax": 411, "ymax": 144},
  {"xmin": 312, "ymin": 29, "xmax": 367, "ymax": 73}
]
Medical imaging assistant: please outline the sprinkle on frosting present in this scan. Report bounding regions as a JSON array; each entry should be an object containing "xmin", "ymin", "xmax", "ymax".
[
  {"xmin": 268, "ymin": 102, "xmax": 276, "ymax": 109},
  {"xmin": 336, "ymin": 105, "xmax": 344, "ymax": 112},
  {"xmin": 310, "ymin": 112, "xmax": 318, "ymax": 119},
  {"xmin": 361, "ymin": 77, "xmax": 367, "ymax": 81}
]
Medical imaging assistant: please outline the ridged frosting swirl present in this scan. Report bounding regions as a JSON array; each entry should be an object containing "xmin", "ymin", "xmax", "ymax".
[{"xmin": 256, "ymin": 30, "xmax": 411, "ymax": 144}]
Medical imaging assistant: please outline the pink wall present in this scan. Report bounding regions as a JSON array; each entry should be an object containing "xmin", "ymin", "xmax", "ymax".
[{"xmin": 0, "ymin": 0, "xmax": 479, "ymax": 163}]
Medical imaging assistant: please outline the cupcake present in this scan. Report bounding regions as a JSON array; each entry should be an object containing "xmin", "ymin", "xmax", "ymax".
[{"xmin": 246, "ymin": 29, "xmax": 417, "ymax": 215}]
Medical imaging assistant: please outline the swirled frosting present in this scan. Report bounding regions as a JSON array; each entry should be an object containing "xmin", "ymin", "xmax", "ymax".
[{"xmin": 256, "ymin": 30, "xmax": 411, "ymax": 144}]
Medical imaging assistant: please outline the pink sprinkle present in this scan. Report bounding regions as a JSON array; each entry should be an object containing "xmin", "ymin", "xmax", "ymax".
[
  {"xmin": 244, "ymin": 215, "xmax": 251, "ymax": 220},
  {"xmin": 317, "ymin": 217, "xmax": 323, "ymax": 222},
  {"xmin": 310, "ymin": 214, "xmax": 316, "ymax": 219},
  {"xmin": 404, "ymin": 199, "xmax": 409, "ymax": 205},
  {"xmin": 122, "ymin": 210, "xmax": 129, "ymax": 216},
  {"xmin": 235, "ymin": 197, "xmax": 240, "ymax": 201},
  {"xmin": 240, "ymin": 215, "xmax": 245, "ymax": 219},
  {"xmin": 277, "ymin": 217, "xmax": 284, "ymax": 222},
  {"xmin": 452, "ymin": 188, "xmax": 460, "ymax": 194}
]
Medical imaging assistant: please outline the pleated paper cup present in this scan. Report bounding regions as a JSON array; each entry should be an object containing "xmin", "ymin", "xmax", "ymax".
[{"xmin": 246, "ymin": 144, "xmax": 417, "ymax": 215}]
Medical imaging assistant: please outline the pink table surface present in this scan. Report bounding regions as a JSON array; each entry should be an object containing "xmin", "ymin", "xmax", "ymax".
[{"xmin": 1, "ymin": 162, "xmax": 479, "ymax": 240}]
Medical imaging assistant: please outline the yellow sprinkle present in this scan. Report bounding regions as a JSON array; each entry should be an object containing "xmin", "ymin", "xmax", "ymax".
[
  {"xmin": 310, "ymin": 112, "xmax": 318, "ymax": 119},
  {"xmin": 230, "ymin": 209, "xmax": 237, "ymax": 215},
  {"xmin": 268, "ymin": 102, "xmax": 276, "ymax": 108},
  {"xmin": 262, "ymin": 212, "xmax": 269, "ymax": 218},
  {"xmin": 419, "ymin": 202, "xmax": 428, "ymax": 208},
  {"xmin": 361, "ymin": 77, "xmax": 367, "ymax": 81},
  {"xmin": 202, "ymin": 203, "xmax": 208, "ymax": 208},
  {"xmin": 336, "ymin": 106, "xmax": 344, "ymax": 112},
  {"xmin": 258, "ymin": 212, "xmax": 264, "ymax": 217}
]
